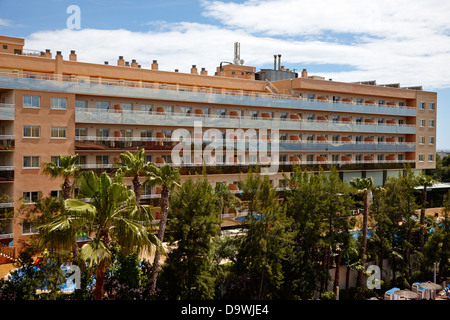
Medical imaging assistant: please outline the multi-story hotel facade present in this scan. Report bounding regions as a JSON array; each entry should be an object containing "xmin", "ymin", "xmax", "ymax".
[{"xmin": 0, "ymin": 35, "xmax": 437, "ymax": 256}]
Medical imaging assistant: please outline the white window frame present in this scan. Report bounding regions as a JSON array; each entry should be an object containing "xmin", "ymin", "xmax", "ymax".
[
  {"xmin": 51, "ymin": 97, "xmax": 67, "ymax": 110},
  {"xmin": 23, "ymin": 95, "xmax": 40, "ymax": 108},
  {"xmin": 51, "ymin": 126, "xmax": 67, "ymax": 138},
  {"xmin": 23, "ymin": 156, "xmax": 40, "ymax": 168},
  {"xmin": 23, "ymin": 125, "xmax": 40, "ymax": 138}
]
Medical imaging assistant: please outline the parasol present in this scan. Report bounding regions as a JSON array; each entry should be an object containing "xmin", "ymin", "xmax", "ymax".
[
  {"xmin": 419, "ymin": 281, "xmax": 442, "ymax": 291},
  {"xmin": 393, "ymin": 289, "xmax": 420, "ymax": 300}
]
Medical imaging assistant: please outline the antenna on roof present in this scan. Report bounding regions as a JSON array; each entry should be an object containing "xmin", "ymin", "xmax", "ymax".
[{"xmin": 233, "ymin": 42, "xmax": 244, "ymax": 65}]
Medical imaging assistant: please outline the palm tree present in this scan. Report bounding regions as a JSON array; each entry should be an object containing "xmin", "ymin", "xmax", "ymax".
[
  {"xmin": 39, "ymin": 170, "xmax": 160, "ymax": 300},
  {"xmin": 114, "ymin": 148, "xmax": 150, "ymax": 204},
  {"xmin": 42, "ymin": 154, "xmax": 80, "ymax": 200},
  {"xmin": 42, "ymin": 154, "xmax": 81, "ymax": 257},
  {"xmin": 146, "ymin": 163, "xmax": 181, "ymax": 293},
  {"xmin": 349, "ymin": 177, "xmax": 375, "ymax": 288},
  {"xmin": 416, "ymin": 174, "xmax": 434, "ymax": 253}
]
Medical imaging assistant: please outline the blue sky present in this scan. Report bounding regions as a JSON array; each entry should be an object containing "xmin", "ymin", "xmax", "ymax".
[{"xmin": 1, "ymin": 0, "xmax": 449, "ymax": 150}]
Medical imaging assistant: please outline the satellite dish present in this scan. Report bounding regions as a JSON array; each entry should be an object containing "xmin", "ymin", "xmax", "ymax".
[{"xmin": 240, "ymin": 59, "xmax": 244, "ymax": 65}]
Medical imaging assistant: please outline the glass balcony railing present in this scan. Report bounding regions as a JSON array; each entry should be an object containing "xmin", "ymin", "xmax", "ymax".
[
  {"xmin": 0, "ymin": 104, "xmax": 14, "ymax": 121},
  {"xmin": 75, "ymin": 108, "xmax": 416, "ymax": 134},
  {"xmin": 0, "ymin": 71, "xmax": 416, "ymax": 117},
  {"xmin": 75, "ymin": 136, "xmax": 416, "ymax": 153}
]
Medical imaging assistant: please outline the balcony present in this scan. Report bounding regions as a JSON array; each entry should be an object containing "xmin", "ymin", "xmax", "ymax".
[
  {"xmin": 75, "ymin": 108, "xmax": 416, "ymax": 135},
  {"xmin": 0, "ymin": 104, "xmax": 14, "ymax": 121},
  {"xmin": 0, "ymin": 71, "xmax": 416, "ymax": 117},
  {"xmin": 0, "ymin": 135, "xmax": 15, "ymax": 150},
  {"xmin": 75, "ymin": 135, "xmax": 416, "ymax": 153},
  {"xmin": 75, "ymin": 136, "xmax": 177, "ymax": 151}
]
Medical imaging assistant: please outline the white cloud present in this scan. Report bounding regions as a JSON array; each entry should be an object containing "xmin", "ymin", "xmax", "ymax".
[
  {"xmin": 22, "ymin": 0, "xmax": 450, "ymax": 90},
  {"xmin": 0, "ymin": 18, "xmax": 12, "ymax": 27}
]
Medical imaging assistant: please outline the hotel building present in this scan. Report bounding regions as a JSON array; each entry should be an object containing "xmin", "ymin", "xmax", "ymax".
[{"xmin": 0, "ymin": 35, "xmax": 437, "ymax": 257}]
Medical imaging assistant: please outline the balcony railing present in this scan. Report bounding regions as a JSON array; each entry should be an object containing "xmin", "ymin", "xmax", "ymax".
[
  {"xmin": 75, "ymin": 108, "xmax": 416, "ymax": 134},
  {"xmin": 0, "ymin": 71, "xmax": 417, "ymax": 117},
  {"xmin": 75, "ymin": 135, "xmax": 416, "ymax": 153}
]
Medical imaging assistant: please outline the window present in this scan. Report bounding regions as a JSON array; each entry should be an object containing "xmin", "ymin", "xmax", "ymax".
[
  {"xmin": 429, "ymin": 136, "xmax": 434, "ymax": 145},
  {"xmin": 332, "ymin": 115, "xmax": 339, "ymax": 123},
  {"xmin": 145, "ymin": 155, "xmax": 152, "ymax": 163},
  {"xmin": 181, "ymin": 106, "xmax": 191, "ymax": 116},
  {"xmin": 398, "ymin": 154, "xmax": 404, "ymax": 161},
  {"xmin": 51, "ymin": 156, "xmax": 61, "ymax": 166},
  {"xmin": 50, "ymin": 190, "xmax": 63, "ymax": 198},
  {"xmin": 249, "ymin": 111, "xmax": 258, "ymax": 119},
  {"xmin": 141, "ymin": 130, "xmax": 152, "ymax": 138},
  {"xmin": 22, "ymin": 221, "xmax": 38, "ymax": 234},
  {"xmin": 307, "ymin": 114, "xmax": 314, "ymax": 122},
  {"xmin": 96, "ymin": 155, "xmax": 109, "ymax": 165},
  {"xmin": 377, "ymin": 154, "xmax": 384, "ymax": 161},
  {"xmin": 120, "ymin": 103, "xmax": 132, "ymax": 111},
  {"xmin": 356, "ymin": 98, "xmax": 363, "ymax": 105},
  {"xmin": 307, "ymin": 94, "xmax": 315, "ymax": 101},
  {"xmin": 280, "ymin": 133, "xmax": 287, "ymax": 141},
  {"xmin": 51, "ymin": 97, "xmax": 67, "ymax": 110},
  {"xmin": 356, "ymin": 136, "xmax": 362, "ymax": 143},
  {"xmin": 428, "ymin": 154, "xmax": 434, "ymax": 162},
  {"xmin": 75, "ymin": 155, "xmax": 86, "ymax": 166},
  {"xmin": 141, "ymin": 104, "xmax": 152, "ymax": 113},
  {"xmin": 398, "ymin": 119, "xmax": 404, "ymax": 125},
  {"xmin": 216, "ymin": 108, "xmax": 226, "ymax": 118},
  {"xmin": 23, "ymin": 95, "xmax": 40, "ymax": 108},
  {"xmin": 96, "ymin": 101, "xmax": 110, "ymax": 111},
  {"xmin": 162, "ymin": 105, "xmax": 173, "ymax": 113},
  {"xmin": 378, "ymin": 118, "xmax": 384, "ymax": 124},
  {"xmin": 23, "ymin": 156, "xmax": 40, "ymax": 168},
  {"xmin": 23, "ymin": 191, "xmax": 39, "ymax": 203},
  {"xmin": 355, "ymin": 117, "xmax": 362, "ymax": 124},
  {"xmin": 420, "ymin": 102, "xmax": 426, "ymax": 110},
  {"xmin": 429, "ymin": 120, "xmax": 435, "ymax": 127},
  {"xmin": 306, "ymin": 134, "xmax": 314, "ymax": 143},
  {"xmin": 429, "ymin": 102, "xmax": 435, "ymax": 110},
  {"xmin": 51, "ymin": 126, "xmax": 67, "ymax": 138},
  {"xmin": 419, "ymin": 119, "xmax": 425, "ymax": 127},
  {"xmin": 378, "ymin": 100, "xmax": 384, "ymax": 106},
  {"xmin": 332, "ymin": 154, "xmax": 339, "ymax": 162},
  {"xmin": 75, "ymin": 100, "xmax": 87, "ymax": 109},
  {"xmin": 2, "ymin": 45, "xmax": 7, "ymax": 49},
  {"xmin": 306, "ymin": 154, "xmax": 314, "ymax": 162},
  {"xmin": 96, "ymin": 128, "xmax": 109, "ymax": 138},
  {"xmin": 332, "ymin": 96, "xmax": 340, "ymax": 103},
  {"xmin": 419, "ymin": 154, "xmax": 424, "ymax": 162},
  {"xmin": 23, "ymin": 125, "xmax": 40, "ymax": 138},
  {"xmin": 355, "ymin": 154, "xmax": 362, "ymax": 161},
  {"xmin": 419, "ymin": 136, "xmax": 425, "ymax": 144},
  {"xmin": 332, "ymin": 135, "xmax": 339, "ymax": 143},
  {"xmin": 120, "ymin": 129, "xmax": 133, "ymax": 139},
  {"xmin": 280, "ymin": 112, "xmax": 288, "ymax": 120},
  {"xmin": 378, "ymin": 136, "xmax": 384, "ymax": 143},
  {"xmin": 75, "ymin": 128, "xmax": 87, "ymax": 138}
]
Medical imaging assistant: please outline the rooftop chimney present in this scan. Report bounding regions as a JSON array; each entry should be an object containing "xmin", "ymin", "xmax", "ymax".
[
  {"xmin": 151, "ymin": 60, "xmax": 158, "ymax": 70},
  {"xmin": 200, "ymin": 67, "xmax": 208, "ymax": 75},
  {"xmin": 278, "ymin": 54, "xmax": 281, "ymax": 70},
  {"xmin": 301, "ymin": 68, "xmax": 308, "ymax": 78},
  {"xmin": 117, "ymin": 56, "xmax": 125, "ymax": 66},
  {"xmin": 131, "ymin": 59, "xmax": 138, "ymax": 68},
  {"xmin": 44, "ymin": 49, "xmax": 52, "ymax": 58},
  {"xmin": 69, "ymin": 50, "xmax": 77, "ymax": 61},
  {"xmin": 191, "ymin": 64, "xmax": 198, "ymax": 74},
  {"xmin": 273, "ymin": 55, "xmax": 277, "ymax": 70}
]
